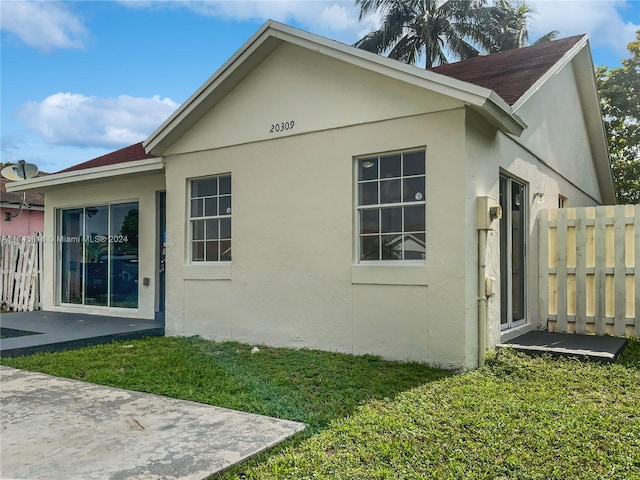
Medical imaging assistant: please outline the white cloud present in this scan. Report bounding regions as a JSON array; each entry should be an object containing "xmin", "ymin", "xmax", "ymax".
[
  {"xmin": 0, "ymin": 0, "xmax": 89, "ymax": 52},
  {"xmin": 531, "ymin": 0, "xmax": 639, "ymax": 55},
  {"xmin": 118, "ymin": 0, "xmax": 375, "ymax": 41},
  {"xmin": 19, "ymin": 93, "xmax": 179, "ymax": 148}
]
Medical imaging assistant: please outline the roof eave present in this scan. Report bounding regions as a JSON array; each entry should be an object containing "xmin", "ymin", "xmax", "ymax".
[
  {"xmin": 512, "ymin": 35, "xmax": 589, "ymax": 111},
  {"xmin": 144, "ymin": 20, "xmax": 527, "ymax": 155},
  {"xmin": 5, "ymin": 157, "xmax": 165, "ymax": 192},
  {"xmin": 479, "ymin": 92, "xmax": 527, "ymax": 136},
  {"xmin": 0, "ymin": 202, "xmax": 45, "ymax": 211},
  {"xmin": 144, "ymin": 21, "xmax": 282, "ymax": 154},
  {"xmin": 573, "ymin": 43, "xmax": 616, "ymax": 204}
]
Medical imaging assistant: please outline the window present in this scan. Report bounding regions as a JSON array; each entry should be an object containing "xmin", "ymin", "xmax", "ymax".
[
  {"xmin": 356, "ymin": 149, "xmax": 426, "ymax": 261},
  {"xmin": 57, "ymin": 202, "xmax": 139, "ymax": 308},
  {"xmin": 558, "ymin": 195, "xmax": 568, "ymax": 208},
  {"xmin": 190, "ymin": 174, "xmax": 231, "ymax": 262}
]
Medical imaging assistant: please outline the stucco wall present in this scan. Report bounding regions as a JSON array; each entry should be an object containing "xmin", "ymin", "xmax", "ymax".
[
  {"xmin": 512, "ymin": 61, "xmax": 603, "ymax": 203},
  {"xmin": 159, "ymin": 42, "xmax": 476, "ymax": 368},
  {"xmin": 465, "ymin": 90, "xmax": 605, "ymax": 355},
  {"xmin": 42, "ymin": 173, "xmax": 165, "ymax": 319},
  {"xmin": 162, "ymin": 39, "xmax": 606, "ymax": 369},
  {"xmin": 0, "ymin": 208, "xmax": 44, "ymax": 236},
  {"xmin": 165, "ymin": 106, "xmax": 470, "ymax": 368},
  {"xmin": 166, "ymin": 43, "xmax": 461, "ymax": 156}
]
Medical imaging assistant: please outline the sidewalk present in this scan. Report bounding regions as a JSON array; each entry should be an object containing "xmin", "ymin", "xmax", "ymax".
[{"xmin": 1, "ymin": 366, "xmax": 305, "ymax": 480}]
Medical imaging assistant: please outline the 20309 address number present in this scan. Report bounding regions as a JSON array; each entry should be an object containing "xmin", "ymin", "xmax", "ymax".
[{"xmin": 270, "ymin": 120, "xmax": 295, "ymax": 133}]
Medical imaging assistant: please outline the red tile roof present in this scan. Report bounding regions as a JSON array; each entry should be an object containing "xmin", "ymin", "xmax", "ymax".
[
  {"xmin": 56, "ymin": 142, "xmax": 156, "ymax": 174},
  {"xmin": 430, "ymin": 35, "xmax": 585, "ymax": 106}
]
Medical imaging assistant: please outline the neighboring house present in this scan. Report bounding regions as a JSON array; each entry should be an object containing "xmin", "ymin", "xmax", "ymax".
[
  {"xmin": 0, "ymin": 175, "xmax": 45, "ymax": 236},
  {"xmin": 7, "ymin": 22, "xmax": 615, "ymax": 369}
]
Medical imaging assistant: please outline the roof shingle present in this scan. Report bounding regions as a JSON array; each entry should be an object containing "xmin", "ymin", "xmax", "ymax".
[
  {"xmin": 429, "ymin": 35, "xmax": 585, "ymax": 105},
  {"xmin": 56, "ymin": 142, "xmax": 155, "ymax": 174}
]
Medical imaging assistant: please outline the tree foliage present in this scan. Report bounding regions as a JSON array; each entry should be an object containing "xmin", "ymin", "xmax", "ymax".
[
  {"xmin": 353, "ymin": 0, "xmax": 489, "ymax": 68},
  {"xmin": 597, "ymin": 31, "xmax": 640, "ymax": 204},
  {"xmin": 477, "ymin": 0, "xmax": 559, "ymax": 53},
  {"xmin": 353, "ymin": 0, "xmax": 558, "ymax": 67}
]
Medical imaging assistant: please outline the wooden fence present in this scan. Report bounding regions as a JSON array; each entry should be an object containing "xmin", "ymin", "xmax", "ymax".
[
  {"xmin": 0, "ymin": 234, "xmax": 43, "ymax": 312},
  {"xmin": 539, "ymin": 205, "xmax": 639, "ymax": 337}
]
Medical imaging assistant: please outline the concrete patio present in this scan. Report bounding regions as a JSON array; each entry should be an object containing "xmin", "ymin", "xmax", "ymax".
[
  {"xmin": 1, "ymin": 366, "xmax": 306, "ymax": 480},
  {"xmin": 0, "ymin": 310, "xmax": 164, "ymax": 357}
]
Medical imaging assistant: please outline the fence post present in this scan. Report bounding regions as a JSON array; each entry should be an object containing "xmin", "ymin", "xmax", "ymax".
[
  {"xmin": 613, "ymin": 206, "xmax": 627, "ymax": 336},
  {"xmin": 556, "ymin": 209, "xmax": 568, "ymax": 332},
  {"xmin": 539, "ymin": 209, "xmax": 549, "ymax": 331},
  {"xmin": 635, "ymin": 206, "xmax": 640, "ymax": 338},
  {"xmin": 575, "ymin": 211, "xmax": 587, "ymax": 334},
  {"xmin": 594, "ymin": 209, "xmax": 607, "ymax": 335}
]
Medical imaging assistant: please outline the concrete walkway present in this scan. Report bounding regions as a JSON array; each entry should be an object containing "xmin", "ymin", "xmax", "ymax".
[{"xmin": 1, "ymin": 366, "xmax": 305, "ymax": 480}]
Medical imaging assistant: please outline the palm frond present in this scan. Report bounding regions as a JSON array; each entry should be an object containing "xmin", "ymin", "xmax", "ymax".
[{"xmin": 534, "ymin": 30, "xmax": 560, "ymax": 44}]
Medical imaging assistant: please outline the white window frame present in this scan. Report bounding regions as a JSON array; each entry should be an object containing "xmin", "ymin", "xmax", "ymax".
[
  {"xmin": 355, "ymin": 148, "xmax": 426, "ymax": 264},
  {"xmin": 189, "ymin": 174, "xmax": 232, "ymax": 263}
]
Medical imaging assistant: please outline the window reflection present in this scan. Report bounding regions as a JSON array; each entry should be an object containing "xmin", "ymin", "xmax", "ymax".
[
  {"xmin": 58, "ymin": 202, "xmax": 138, "ymax": 308},
  {"xmin": 110, "ymin": 203, "xmax": 138, "ymax": 308}
]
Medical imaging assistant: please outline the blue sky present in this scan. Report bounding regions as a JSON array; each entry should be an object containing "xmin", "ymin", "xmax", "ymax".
[{"xmin": 2, "ymin": 0, "xmax": 639, "ymax": 173}]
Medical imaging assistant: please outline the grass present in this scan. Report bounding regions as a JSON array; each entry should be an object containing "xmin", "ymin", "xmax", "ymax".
[
  {"xmin": 2, "ymin": 337, "xmax": 639, "ymax": 479},
  {"xmin": 234, "ymin": 339, "xmax": 640, "ymax": 480},
  {"xmin": 0, "ymin": 336, "xmax": 449, "ymax": 435}
]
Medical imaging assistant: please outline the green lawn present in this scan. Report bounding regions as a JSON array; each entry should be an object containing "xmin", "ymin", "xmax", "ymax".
[
  {"xmin": 0, "ymin": 336, "xmax": 449, "ymax": 435},
  {"xmin": 2, "ymin": 337, "xmax": 639, "ymax": 480}
]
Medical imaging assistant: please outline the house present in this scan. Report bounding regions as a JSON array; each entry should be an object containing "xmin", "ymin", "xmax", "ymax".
[
  {"xmin": 1, "ymin": 174, "xmax": 45, "ymax": 236},
  {"xmin": 7, "ymin": 22, "xmax": 615, "ymax": 369}
]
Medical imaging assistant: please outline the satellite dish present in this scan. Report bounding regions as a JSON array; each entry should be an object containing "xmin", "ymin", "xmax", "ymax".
[
  {"xmin": 1, "ymin": 160, "xmax": 39, "ymax": 181},
  {"xmin": 1, "ymin": 160, "xmax": 40, "ymax": 222}
]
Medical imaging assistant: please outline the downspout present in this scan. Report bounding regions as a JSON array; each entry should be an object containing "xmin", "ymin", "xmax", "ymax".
[
  {"xmin": 476, "ymin": 197, "xmax": 502, "ymax": 368},
  {"xmin": 478, "ymin": 228, "xmax": 488, "ymax": 367}
]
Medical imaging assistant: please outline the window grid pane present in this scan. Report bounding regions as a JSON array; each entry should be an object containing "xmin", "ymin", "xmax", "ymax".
[
  {"xmin": 356, "ymin": 150, "xmax": 426, "ymax": 262},
  {"xmin": 190, "ymin": 174, "xmax": 231, "ymax": 262}
]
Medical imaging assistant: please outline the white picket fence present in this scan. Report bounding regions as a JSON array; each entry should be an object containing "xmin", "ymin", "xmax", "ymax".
[
  {"xmin": 0, "ymin": 234, "xmax": 44, "ymax": 312},
  {"xmin": 539, "ymin": 205, "xmax": 639, "ymax": 337}
]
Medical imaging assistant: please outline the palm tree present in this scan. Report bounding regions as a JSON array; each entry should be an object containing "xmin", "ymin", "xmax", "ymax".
[
  {"xmin": 478, "ymin": 0, "xmax": 559, "ymax": 53},
  {"xmin": 353, "ymin": 0, "xmax": 491, "ymax": 68}
]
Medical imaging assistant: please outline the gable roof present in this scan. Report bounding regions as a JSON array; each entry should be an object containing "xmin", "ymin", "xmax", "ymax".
[
  {"xmin": 144, "ymin": 21, "xmax": 531, "ymax": 155},
  {"xmin": 9, "ymin": 22, "xmax": 612, "ymax": 202},
  {"xmin": 430, "ymin": 35, "xmax": 585, "ymax": 106},
  {"xmin": 56, "ymin": 142, "xmax": 155, "ymax": 174},
  {"xmin": 42, "ymin": 25, "xmax": 585, "ymax": 176}
]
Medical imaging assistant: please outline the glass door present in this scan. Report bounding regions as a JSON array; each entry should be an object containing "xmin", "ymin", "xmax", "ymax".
[
  {"xmin": 57, "ymin": 202, "xmax": 138, "ymax": 308},
  {"xmin": 499, "ymin": 175, "xmax": 527, "ymax": 330},
  {"xmin": 60, "ymin": 209, "xmax": 84, "ymax": 304}
]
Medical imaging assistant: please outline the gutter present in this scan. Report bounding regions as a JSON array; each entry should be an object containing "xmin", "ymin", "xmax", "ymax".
[
  {"xmin": 5, "ymin": 157, "xmax": 165, "ymax": 193},
  {"xmin": 0, "ymin": 203, "xmax": 45, "ymax": 211}
]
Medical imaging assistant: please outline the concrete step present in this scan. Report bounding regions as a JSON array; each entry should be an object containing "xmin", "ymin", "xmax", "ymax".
[{"xmin": 498, "ymin": 331, "xmax": 627, "ymax": 362}]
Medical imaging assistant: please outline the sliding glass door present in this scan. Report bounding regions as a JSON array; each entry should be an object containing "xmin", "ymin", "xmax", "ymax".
[
  {"xmin": 499, "ymin": 175, "xmax": 527, "ymax": 330},
  {"xmin": 60, "ymin": 209, "xmax": 83, "ymax": 304},
  {"xmin": 57, "ymin": 202, "xmax": 139, "ymax": 308}
]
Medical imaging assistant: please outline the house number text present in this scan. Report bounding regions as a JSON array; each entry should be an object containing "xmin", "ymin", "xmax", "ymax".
[{"xmin": 269, "ymin": 120, "xmax": 295, "ymax": 133}]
